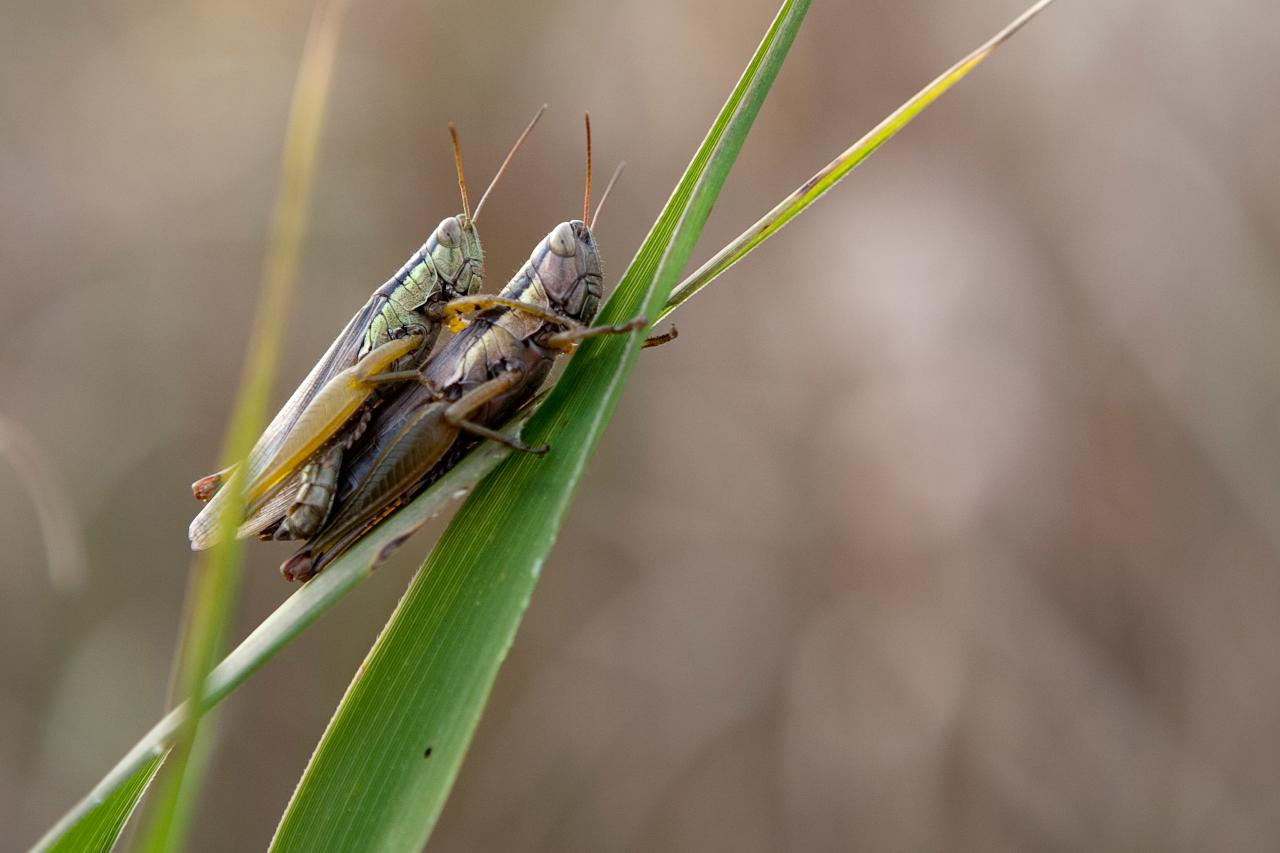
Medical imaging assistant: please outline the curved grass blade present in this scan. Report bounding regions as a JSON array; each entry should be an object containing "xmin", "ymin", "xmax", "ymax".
[
  {"xmin": 661, "ymin": 0, "xmax": 1058, "ymax": 319},
  {"xmin": 269, "ymin": 2, "xmax": 810, "ymax": 850},
  {"xmin": 27, "ymin": 441, "xmax": 511, "ymax": 853},
  {"xmin": 36, "ymin": 755, "xmax": 163, "ymax": 853}
]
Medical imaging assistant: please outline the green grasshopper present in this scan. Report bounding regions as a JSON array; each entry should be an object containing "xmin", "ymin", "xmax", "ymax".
[
  {"xmin": 277, "ymin": 116, "xmax": 675, "ymax": 581},
  {"xmin": 188, "ymin": 107, "xmax": 546, "ymax": 551}
]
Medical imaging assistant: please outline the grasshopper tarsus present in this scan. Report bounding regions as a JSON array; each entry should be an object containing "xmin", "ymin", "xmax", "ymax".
[
  {"xmin": 543, "ymin": 313, "xmax": 647, "ymax": 351},
  {"xmin": 643, "ymin": 324, "xmax": 678, "ymax": 349}
]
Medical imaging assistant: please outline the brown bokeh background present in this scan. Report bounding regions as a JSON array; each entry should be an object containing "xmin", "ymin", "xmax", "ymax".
[{"xmin": 5, "ymin": 0, "xmax": 1280, "ymax": 849}]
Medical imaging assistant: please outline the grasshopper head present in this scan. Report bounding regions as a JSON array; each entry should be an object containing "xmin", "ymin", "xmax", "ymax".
[
  {"xmin": 429, "ymin": 214, "xmax": 484, "ymax": 299},
  {"xmin": 535, "ymin": 219, "xmax": 603, "ymax": 325}
]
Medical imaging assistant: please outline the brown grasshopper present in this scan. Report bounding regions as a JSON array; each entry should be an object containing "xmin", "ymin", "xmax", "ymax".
[
  {"xmin": 278, "ymin": 116, "xmax": 674, "ymax": 581},
  {"xmin": 188, "ymin": 108, "xmax": 545, "ymax": 551}
]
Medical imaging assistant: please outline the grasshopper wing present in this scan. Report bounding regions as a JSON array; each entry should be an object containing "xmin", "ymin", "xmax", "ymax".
[
  {"xmin": 238, "ymin": 473, "xmax": 300, "ymax": 540},
  {"xmin": 188, "ymin": 296, "xmax": 383, "ymax": 550},
  {"xmin": 240, "ymin": 335, "xmax": 422, "ymax": 507},
  {"xmin": 279, "ymin": 392, "xmax": 458, "ymax": 580}
]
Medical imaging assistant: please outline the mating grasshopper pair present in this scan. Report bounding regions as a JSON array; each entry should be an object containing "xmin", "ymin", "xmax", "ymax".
[{"xmin": 190, "ymin": 112, "xmax": 671, "ymax": 581}]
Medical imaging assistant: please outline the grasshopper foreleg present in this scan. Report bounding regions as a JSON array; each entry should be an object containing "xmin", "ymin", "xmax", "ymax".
[
  {"xmin": 642, "ymin": 324, "xmax": 678, "ymax": 348},
  {"xmin": 445, "ymin": 371, "xmax": 548, "ymax": 454},
  {"xmin": 542, "ymin": 314, "xmax": 649, "ymax": 352}
]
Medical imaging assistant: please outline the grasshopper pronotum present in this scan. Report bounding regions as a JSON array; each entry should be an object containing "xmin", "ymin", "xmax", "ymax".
[{"xmin": 188, "ymin": 107, "xmax": 546, "ymax": 551}]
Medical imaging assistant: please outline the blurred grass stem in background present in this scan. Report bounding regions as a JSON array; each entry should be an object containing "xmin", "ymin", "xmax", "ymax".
[
  {"xmin": 0, "ymin": 415, "xmax": 86, "ymax": 593},
  {"xmin": 133, "ymin": 2, "xmax": 349, "ymax": 852}
]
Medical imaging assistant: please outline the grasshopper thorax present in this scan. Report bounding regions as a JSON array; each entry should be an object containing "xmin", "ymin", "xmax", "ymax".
[
  {"xmin": 428, "ymin": 213, "xmax": 484, "ymax": 300},
  {"xmin": 529, "ymin": 219, "xmax": 602, "ymax": 325}
]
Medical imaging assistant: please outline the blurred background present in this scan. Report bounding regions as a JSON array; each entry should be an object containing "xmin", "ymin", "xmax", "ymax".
[{"xmin": 4, "ymin": 0, "xmax": 1279, "ymax": 849}]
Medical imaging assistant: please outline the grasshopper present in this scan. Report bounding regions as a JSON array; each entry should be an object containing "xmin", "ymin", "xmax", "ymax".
[
  {"xmin": 278, "ymin": 115, "xmax": 675, "ymax": 581},
  {"xmin": 188, "ymin": 107, "xmax": 546, "ymax": 551}
]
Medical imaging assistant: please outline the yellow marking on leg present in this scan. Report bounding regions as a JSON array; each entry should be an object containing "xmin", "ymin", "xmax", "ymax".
[{"xmin": 443, "ymin": 295, "xmax": 572, "ymax": 333}]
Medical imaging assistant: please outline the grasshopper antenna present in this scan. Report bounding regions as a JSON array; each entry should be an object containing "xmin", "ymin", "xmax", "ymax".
[
  {"xmin": 448, "ymin": 123, "xmax": 472, "ymax": 224},
  {"xmin": 472, "ymin": 103, "xmax": 548, "ymax": 223},
  {"xmin": 582, "ymin": 111, "xmax": 592, "ymax": 225},
  {"xmin": 590, "ymin": 162, "xmax": 625, "ymax": 230}
]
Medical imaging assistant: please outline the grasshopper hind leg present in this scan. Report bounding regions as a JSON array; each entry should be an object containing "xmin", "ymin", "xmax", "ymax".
[
  {"xmin": 272, "ymin": 443, "xmax": 344, "ymax": 541},
  {"xmin": 272, "ymin": 401, "xmax": 377, "ymax": 541},
  {"xmin": 445, "ymin": 371, "xmax": 548, "ymax": 455}
]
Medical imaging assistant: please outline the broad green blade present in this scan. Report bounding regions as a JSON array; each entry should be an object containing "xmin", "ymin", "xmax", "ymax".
[
  {"xmin": 27, "ymin": 444, "xmax": 510, "ymax": 853},
  {"xmin": 661, "ymin": 0, "xmax": 1058, "ymax": 319},
  {"xmin": 269, "ymin": 2, "xmax": 810, "ymax": 850}
]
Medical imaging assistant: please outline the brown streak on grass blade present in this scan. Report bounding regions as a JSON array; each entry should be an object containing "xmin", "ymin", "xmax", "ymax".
[
  {"xmin": 132, "ymin": 2, "xmax": 350, "ymax": 852},
  {"xmin": 661, "ymin": 0, "xmax": 1058, "ymax": 319}
]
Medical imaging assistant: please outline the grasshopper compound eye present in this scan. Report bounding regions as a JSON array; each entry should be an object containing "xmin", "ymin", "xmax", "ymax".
[
  {"xmin": 435, "ymin": 216, "xmax": 464, "ymax": 248},
  {"xmin": 548, "ymin": 221, "xmax": 577, "ymax": 257}
]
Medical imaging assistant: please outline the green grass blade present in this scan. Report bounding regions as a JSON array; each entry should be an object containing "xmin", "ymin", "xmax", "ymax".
[
  {"xmin": 661, "ymin": 0, "xmax": 1058, "ymax": 319},
  {"xmin": 35, "ymin": 756, "xmax": 164, "ymax": 853},
  {"xmin": 28, "ymin": 443, "xmax": 510, "ymax": 853},
  {"xmin": 269, "ymin": 2, "xmax": 810, "ymax": 850}
]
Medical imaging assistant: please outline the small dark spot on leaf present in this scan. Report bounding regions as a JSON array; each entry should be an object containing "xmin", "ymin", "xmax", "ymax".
[
  {"xmin": 423, "ymin": 746, "xmax": 433, "ymax": 759},
  {"xmin": 377, "ymin": 531, "xmax": 413, "ymax": 565}
]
